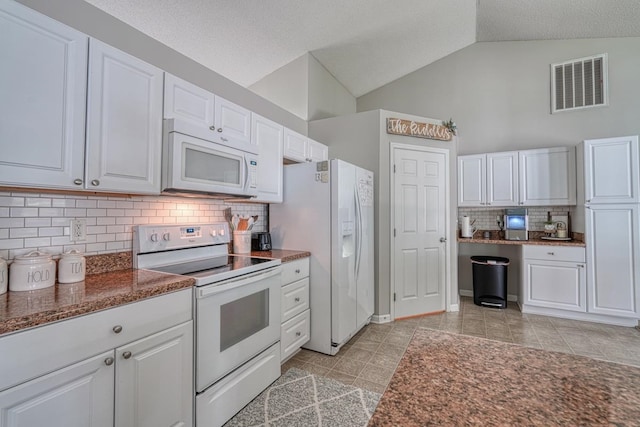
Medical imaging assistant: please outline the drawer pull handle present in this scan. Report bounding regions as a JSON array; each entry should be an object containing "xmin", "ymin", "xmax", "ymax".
[
  {"xmin": 547, "ymin": 252, "xmax": 554, "ymax": 256},
  {"xmin": 122, "ymin": 351, "xmax": 132, "ymax": 360},
  {"xmin": 112, "ymin": 325, "xmax": 123, "ymax": 334},
  {"xmin": 295, "ymin": 331, "xmax": 301, "ymax": 337},
  {"xmin": 294, "ymin": 297, "xmax": 301, "ymax": 302},
  {"xmin": 295, "ymin": 269, "xmax": 300, "ymax": 274},
  {"xmin": 104, "ymin": 357, "xmax": 114, "ymax": 366}
]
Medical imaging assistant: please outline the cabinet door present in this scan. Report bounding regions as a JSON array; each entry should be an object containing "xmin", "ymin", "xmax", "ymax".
[
  {"xmin": 115, "ymin": 321, "xmax": 193, "ymax": 427},
  {"xmin": 457, "ymin": 155, "xmax": 486, "ymax": 206},
  {"xmin": 0, "ymin": 351, "xmax": 114, "ymax": 427},
  {"xmin": 252, "ymin": 114, "xmax": 283, "ymax": 203},
  {"xmin": 164, "ymin": 73, "xmax": 215, "ymax": 128},
  {"xmin": 584, "ymin": 135, "xmax": 639, "ymax": 204},
  {"xmin": 214, "ymin": 96, "xmax": 252, "ymax": 146},
  {"xmin": 586, "ymin": 205, "xmax": 640, "ymax": 318},
  {"xmin": 86, "ymin": 39, "xmax": 163, "ymax": 194},
  {"xmin": 519, "ymin": 147, "xmax": 576, "ymax": 206},
  {"xmin": 308, "ymin": 138, "xmax": 329, "ymax": 162},
  {"xmin": 283, "ymin": 128, "xmax": 308, "ymax": 163},
  {"xmin": 523, "ymin": 259, "xmax": 586, "ymax": 312},
  {"xmin": 0, "ymin": 1, "xmax": 87, "ymax": 189},
  {"xmin": 486, "ymin": 151, "xmax": 518, "ymax": 206}
]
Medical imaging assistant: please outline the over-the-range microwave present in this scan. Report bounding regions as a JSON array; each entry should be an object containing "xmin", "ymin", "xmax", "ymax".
[{"xmin": 162, "ymin": 119, "xmax": 259, "ymax": 198}]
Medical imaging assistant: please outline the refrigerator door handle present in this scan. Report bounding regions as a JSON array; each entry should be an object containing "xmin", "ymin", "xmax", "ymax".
[{"xmin": 354, "ymin": 187, "xmax": 363, "ymax": 282}]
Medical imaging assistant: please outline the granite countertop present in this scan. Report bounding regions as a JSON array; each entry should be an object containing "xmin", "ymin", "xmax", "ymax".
[
  {"xmin": 458, "ymin": 230, "xmax": 586, "ymax": 247},
  {"xmin": 249, "ymin": 249, "xmax": 311, "ymax": 263},
  {"xmin": 0, "ymin": 252, "xmax": 194, "ymax": 336}
]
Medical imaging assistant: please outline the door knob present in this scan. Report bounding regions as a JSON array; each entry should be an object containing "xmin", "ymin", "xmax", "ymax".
[{"xmin": 440, "ymin": 237, "xmax": 447, "ymax": 243}]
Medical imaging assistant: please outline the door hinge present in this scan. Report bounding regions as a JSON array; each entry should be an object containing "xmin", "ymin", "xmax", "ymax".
[
  {"xmin": 394, "ymin": 292, "xmax": 396, "ymax": 302},
  {"xmin": 393, "ymin": 164, "xmax": 396, "ymax": 173},
  {"xmin": 393, "ymin": 228, "xmax": 396, "ymax": 237}
]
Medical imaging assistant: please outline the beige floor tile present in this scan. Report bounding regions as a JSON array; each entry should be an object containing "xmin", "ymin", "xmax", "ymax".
[
  {"xmin": 300, "ymin": 363, "xmax": 331, "ymax": 376},
  {"xmin": 351, "ymin": 338, "xmax": 381, "ymax": 353},
  {"xmin": 366, "ymin": 351, "xmax": 404, "ymax": 370},
  {"xmin": 352, "ymin": 377, "xmax": 387, "ymax": 394},
  {"xmin": 323, "ymin": 370, "xmax": 356, "ymax": 385},
  {"xmin": 332, "ymin": 357, "xmax": 367, "ymax": 377},
  {"xmin": 359, "ymin": 364, "xmax": 395, "ymax": 386},
  {"xmin": 375, "ymin": 343, "xmax": 407, "ymax": 358},
  {"xmin": 341, "ymin": 346, "xmax": 374, "ymax": 363},
  {"xmin": 383, "ymin": 333, "xmax": 413, "ymax": 347},
  {"xmin": 305, "ymin": 352, "xmax": 340, "ymax": 369}
]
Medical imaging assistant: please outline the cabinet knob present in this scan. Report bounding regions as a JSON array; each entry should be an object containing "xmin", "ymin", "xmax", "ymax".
[
  {"xmin": 209, "ymin": 126, "xmax": 216, "ymax": 131},
  {"xmin": 221, "ymin": 137, "xmax": 228, "ymax": 142},
  {"xmin": 519, "ymin": 202, "xmax": 524, "ymax": 205},
  {"xmin": 91, "ymin": 179, "xmax": 100, "ymax": 186},
  {"xmin": 217, "ymin": 128, "xmax": 223, "ymax": 133},
  {"xmin": 73, "ymin": 178, "xmax": 83, "ymax": 186},
  {"xmin": 112, "ymin": 325, "xmax": 123, "ymax": 334},
  {"xmin": 295, "ymin": 331, "xmax": 301, "ymax": 337},
  {"xmin": 578, "ymin": 264, "xmax": 584, "ymax": 268},
  {"xmin": 122, "ymin": 351, "xmax": 132, "ymax": 360},
  {"xmin": 295, "ymin": 269, "xmax": 300, "ymax": 274},
  {"xmin": 547, "ymin": 252, "xmax": 555, "ymax": 256},
  {"xmin": 487, "ymin": 202, "xmax": 491, "ymax": 205},
  {"xmin": 104, "ymin": 357, "xmax": 114, "ymax": 366},
  {"xmin": 294, "ymin": 297, "xmax": 301, "ymax": 302}
]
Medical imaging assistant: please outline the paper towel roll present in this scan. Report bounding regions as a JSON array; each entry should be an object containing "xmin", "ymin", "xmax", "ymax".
[{"xmin": 460, "ymin": 216, "xmax": 475, "ymax": 237}]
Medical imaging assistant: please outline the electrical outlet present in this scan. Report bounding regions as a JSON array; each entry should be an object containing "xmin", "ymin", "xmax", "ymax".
[{"xmin": 70, "ymin": 218, "xmax": 86, "ymax": 242}]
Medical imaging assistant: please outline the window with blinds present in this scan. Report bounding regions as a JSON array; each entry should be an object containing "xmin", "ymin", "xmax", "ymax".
[{"xmin": 551, "ymin": 54, "xmax": 608, "ymax": 113}]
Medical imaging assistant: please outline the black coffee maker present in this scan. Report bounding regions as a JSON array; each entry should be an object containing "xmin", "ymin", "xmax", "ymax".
[{"xmin": 251, "ymin": 232, "xmax": 272, "ymax": 251}]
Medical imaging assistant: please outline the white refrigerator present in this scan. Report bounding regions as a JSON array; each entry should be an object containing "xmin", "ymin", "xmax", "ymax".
[{"xmin": 270, "ymin": 159, "xmax": 374, "ymax": 355}]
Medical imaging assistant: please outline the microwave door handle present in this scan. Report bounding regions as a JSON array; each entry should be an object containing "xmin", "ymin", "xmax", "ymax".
[
  {"xmin": 243, "ymin": 156, "xmax": 250, "ymax": 192},
  {"xmin": 197, "ymin": 267, "xmax": 281, "ymax": 298}
]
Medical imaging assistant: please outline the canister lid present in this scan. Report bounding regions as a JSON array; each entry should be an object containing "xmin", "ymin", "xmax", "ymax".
[
  {"xmin": 13, "ymin": 251, "xmax": 53, "ymax": 264},
  {"xmin": 60, "ymin": 249, "xmax": 84, "ymax": 258}
]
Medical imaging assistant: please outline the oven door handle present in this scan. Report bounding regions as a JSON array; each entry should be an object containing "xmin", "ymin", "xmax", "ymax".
[{"xmin": 196, "ymin": 267, "xmax": 281, "ymax": 298}]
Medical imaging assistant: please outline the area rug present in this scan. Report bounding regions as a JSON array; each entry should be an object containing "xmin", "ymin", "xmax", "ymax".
[
  {"xmin": 224, "ymin": 368, "xmax": 381, "ymax": 426},
  {"xmin": 369, "ymin": 328, "xmax": 640, "ymax": 426}
]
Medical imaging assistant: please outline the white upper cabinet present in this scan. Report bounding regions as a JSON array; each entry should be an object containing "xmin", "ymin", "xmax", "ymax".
[
  {"xmin": 583, "ymin": 135, "xmax": 639, "ymax": 204},
  {"xmin": 86, "ymin": 39, "xmax": 163, "ymax": 194},
  {"xmin": 519, "ymin": 147, "xmax": 576, "ymax": 206},
  {"xmin": 283, "ymin": 129, "xmax": 329, "ymax": 163},
  {"xmin": 486, "ymin": 151, "xmax": 519, "ymax": 206},
  {"xmin": 214, "ymin": 96, "xmax": 252, "ymax": 147},
  {"xmin": 163, "ymin": 73, "xmax": 252, "ymax": 147},
  {"xmin": 0, "ymin": 1, "xmax": 88, "ymax": 189},
  {"xmin": 251, "ymin": 114, "xmax": 284, "ymax": 203},
  {"xmin": 458, "ymin": 155, "xmax": 486, "ymax": 206},
  {"xmin": 308, "ymin": 138, "xmax": 329, "ymax": 162},
  {"xmin": 458, "ymin": 152, "xmax": 517, "ymax": 207},
  {"xmin": 163, "ymin": 73, "xmax": 215, "ymax": 129}
]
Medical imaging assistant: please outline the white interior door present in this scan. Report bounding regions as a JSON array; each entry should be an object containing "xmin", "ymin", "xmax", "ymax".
[{"xmin": 393, "ymin": 146, "xmax": 447, "ymax": 318}]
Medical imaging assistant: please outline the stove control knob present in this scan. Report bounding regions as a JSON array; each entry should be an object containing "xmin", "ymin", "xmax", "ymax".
[
  {"xmin": 150, "ymin": 233, "xmax": 159, "ymax": 242},
  {"xmin": 210, "ymin": 229, "xmax": 217, "ymax": 237},
  {"xmin": 219, "ymin": 228, "xmax": 225, "ymax": 236},
  {"xmin": 162, "ymin": 232, "xmax": 170, "ymax": 241}
]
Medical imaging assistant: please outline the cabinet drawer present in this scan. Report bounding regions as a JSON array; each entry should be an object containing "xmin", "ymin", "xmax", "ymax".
[
  {"xmin": 281, "ymin": 309, "xmax": 310, "ymax": 361},
  {"xmin": 523, "ymin": 245, "xmax": 585, "ymax": 262},
  {"xmin": 281, "ymin": 278, "xmax": 309, "ymax": 322},
  {"xmin": 281, "ymin": 258, "xmax": 309, "ymax": 285},
  {"xmin": 0, "ymin": 288, "xmax": 192, "ymax": 392}
]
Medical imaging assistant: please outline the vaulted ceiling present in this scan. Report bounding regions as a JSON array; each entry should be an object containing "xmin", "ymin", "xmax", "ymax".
[{"xmin": 83, "ymin": 0, "xmax": 640, "ymax": 97}]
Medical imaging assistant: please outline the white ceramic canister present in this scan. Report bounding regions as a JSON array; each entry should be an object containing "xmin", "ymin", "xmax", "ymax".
[
  {"xmin": 58, "ymin": 249, "xmax": 86, "ymax": 284},
  {"xmin": 0, "ymin": 257, "xmax": 7, "ymax": 295},
  {"xmin": 9, "ymin": 251, "xmax": 56, "ymax": 291}
]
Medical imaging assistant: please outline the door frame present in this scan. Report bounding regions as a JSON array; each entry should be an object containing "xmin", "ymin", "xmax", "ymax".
[{"xmin": 389, "ymin": 142, "xmax": 451, "ymax": 321}]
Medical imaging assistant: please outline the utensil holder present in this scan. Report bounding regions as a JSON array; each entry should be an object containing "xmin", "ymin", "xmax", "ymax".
[{"xmin": 233, "ymin": 230, "xmax": 252, "ymax": 254}]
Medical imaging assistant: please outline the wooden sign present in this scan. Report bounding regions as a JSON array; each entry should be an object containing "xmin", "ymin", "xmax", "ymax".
[{"xmin": 386, "ymin": 118, "xmax": 452, "ymax": 141}]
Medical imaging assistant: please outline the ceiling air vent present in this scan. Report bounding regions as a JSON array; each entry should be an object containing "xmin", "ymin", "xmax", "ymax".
[{"xmin": 551, "ymin": 53, "xmax": 608, "ymax": 114}]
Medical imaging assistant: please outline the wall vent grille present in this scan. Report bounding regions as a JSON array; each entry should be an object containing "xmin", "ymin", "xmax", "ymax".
[{"xmin": 551, "ymin": 53, "xmax": 608, "ymax": 113}]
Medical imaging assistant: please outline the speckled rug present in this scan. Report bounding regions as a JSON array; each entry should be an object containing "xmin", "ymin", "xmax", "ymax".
[
  {"xmin": 224, "ymin": 368, "xmax": 381, "ymax": 427},
  {"xmin": 369, "ymin": 328, "xmax": 640, "ymax": 426}
]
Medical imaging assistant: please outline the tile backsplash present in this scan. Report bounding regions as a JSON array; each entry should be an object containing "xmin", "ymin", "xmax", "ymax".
[
  {"xmin": 458, "ymin": 206, "xmax": 576, "ymax": 232},
  {"xmin": 0, "ymin": 190, "xmax": 267, "ymax": 261}
]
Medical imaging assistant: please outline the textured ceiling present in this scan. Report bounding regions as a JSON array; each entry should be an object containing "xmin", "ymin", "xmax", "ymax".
[{"xmin": 83, "ymin": 0, "xmax": 640, "ymax": 98}]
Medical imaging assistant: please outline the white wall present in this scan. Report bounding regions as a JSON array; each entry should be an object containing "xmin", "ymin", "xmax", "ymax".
[
  {"xmin": 17, "ymin": 0, "xmax": 308, "ymax": 135},
  {"xmin": 307, "ymin": 54, "xmax": 356, "ymax": 121},
  {"xmin": 357, "ymin": 38, "xmax": 640, "ymax": 154},
  {"xmin": 249, "ymin": 54, "xmax": 310, "ymax": 121}
]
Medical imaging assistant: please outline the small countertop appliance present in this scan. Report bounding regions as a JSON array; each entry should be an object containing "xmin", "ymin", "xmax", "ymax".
[
  {"xmin": 252, "ymin": 232, "xmax": 272, "ymax": 251},
  {"xmin": 504, "ymin": 208, "xmax": 528, "ymax": 241}
]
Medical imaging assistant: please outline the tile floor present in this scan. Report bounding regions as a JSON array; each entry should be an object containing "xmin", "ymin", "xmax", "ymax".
[{"xmin": 282, "ymin": 296, "xmax": 640, "ymax": 394}]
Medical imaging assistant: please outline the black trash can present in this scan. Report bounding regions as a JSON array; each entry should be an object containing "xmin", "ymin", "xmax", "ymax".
[{"xmin": 471, "ymin": 256, "xmax": 510, "ymax": 309}]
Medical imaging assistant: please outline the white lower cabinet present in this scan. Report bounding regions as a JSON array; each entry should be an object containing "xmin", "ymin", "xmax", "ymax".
[
  {"xmin": 0, "ymin": 289, "xmax": 193, "ymax": 427},
  {"xmin": 522, "ymin": 245, "xmax": 586, "ymax": 312},
  {"xmin": 280, "ymin": 258, "xmax": 310, "ymax": 362},
  {"xmin": 0, "ymin": 351, "xmax": 114, "ymax": 427}
]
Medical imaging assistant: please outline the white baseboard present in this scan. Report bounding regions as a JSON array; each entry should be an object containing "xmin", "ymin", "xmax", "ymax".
[
  {"xmin": 459, "ymin": 289, "xmax": 518, "ymax": 302},
  {"xmin": 520, "ymin": 304, "xmax": 639, "ymax": 327},
  {"xmin": 448, "ymin": 304, "xmax": 460, "ymax": 312},
  {"xmin": 371, "ymin": 314, "xmax": 391, "ymax": 324}
]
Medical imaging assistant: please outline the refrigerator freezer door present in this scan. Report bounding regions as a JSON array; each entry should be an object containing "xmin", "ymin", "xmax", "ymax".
[
  {"xmin": 331, "ymin": 160, "xmax": 357, "ymax": 346},
  {"xmin": 355, "ymin": 166, "xmax": 375, "ymax": 328}
]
